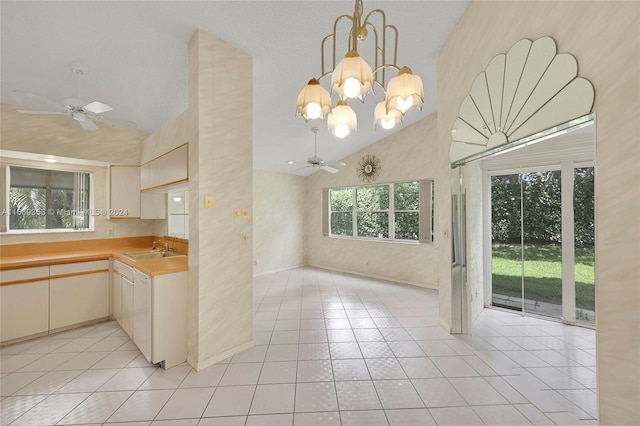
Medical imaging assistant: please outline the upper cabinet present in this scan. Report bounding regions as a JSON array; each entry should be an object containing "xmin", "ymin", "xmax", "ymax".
[
  {"xmin": 110, "ymin": 165, "xmax": 141, "ymax": 219},
  {"xmin": 141, "ymin": 143, "xmax": 188, "ymax": 192}
]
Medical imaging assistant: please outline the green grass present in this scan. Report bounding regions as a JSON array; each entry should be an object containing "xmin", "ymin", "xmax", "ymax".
[{"xmin": 492, "ymin": 244, "xmax": 595, "ymax": 310}]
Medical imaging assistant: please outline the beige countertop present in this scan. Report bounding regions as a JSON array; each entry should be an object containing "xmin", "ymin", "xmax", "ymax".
[{"xmin": 1, "ymin": 247, "xmax": 188, "ymax": 277}]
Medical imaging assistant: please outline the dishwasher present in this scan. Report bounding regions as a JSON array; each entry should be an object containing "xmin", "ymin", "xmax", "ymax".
[{"xmin": 133, "ymin": 269, "xmax": 152, "ymax": 362}]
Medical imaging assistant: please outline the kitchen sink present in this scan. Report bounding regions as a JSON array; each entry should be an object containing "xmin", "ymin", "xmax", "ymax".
[{"xmin": 123, "ymin": 250, "xmax": 185, "ymax": 261}]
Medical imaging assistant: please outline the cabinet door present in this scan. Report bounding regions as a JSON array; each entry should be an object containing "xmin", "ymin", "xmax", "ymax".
[
  {"xmin": 113, "ymin": 270, "xmax": 122, "ymax": 322},
  {"xmin": 49, "ymin": 261, "xmax": 110, "ymax": 330},
  {"xmin": 1, "ymin": 266, "xmax": 50, "ymax": 343},
  {"xmin": 133, "ymin": 271, "xmax": 152, "ymax": 362},
  {"xmin": 110, "ymin": 165, "xmax": 141, "ymax": 218},
  {"xmin": 1, "ymin": 280, "xmax": 49, "ymax": 343},
  {"xmin": 140, "ymin": 192, "xmax": 166, "ymax": 219},
  {"xmin": 121, "ymin": 276, "xmax": 134, "ymax": 339},
  {"xmin": 148, "ymin": 144, "xmax": 188, "ymax": 189}
]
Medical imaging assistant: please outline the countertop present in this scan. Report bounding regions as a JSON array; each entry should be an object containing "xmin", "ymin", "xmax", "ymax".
[{"xmin": 1, "ymin": 247, "xmax": 188, "ymax": 276}]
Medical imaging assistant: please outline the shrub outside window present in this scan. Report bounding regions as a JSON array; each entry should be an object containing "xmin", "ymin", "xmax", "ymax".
[
  {"xmin": 2, "ymin": 165, "xmax": 93, "ymax": 232},
  {"xmin": 326, "ymin": 180, "xmax": 433, "ymax": 243}
]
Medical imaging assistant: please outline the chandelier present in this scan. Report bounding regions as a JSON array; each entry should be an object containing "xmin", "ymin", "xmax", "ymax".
[{"xmin": 296, "ymin": 0, "xmax": 424, "ymax": 138}]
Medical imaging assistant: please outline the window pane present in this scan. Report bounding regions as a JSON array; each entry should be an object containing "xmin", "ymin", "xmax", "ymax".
[
  {"xmin": 357, "ymin": 212, "xmax": 389, "ymax": 238},
  {"xmin": 394, "ymin": 182, "xmax": 419, "ymax": 210},
  {"xmin": 8, "ymin": 166, "xmax": 92, "ymax": 231},
  {"xmin": 357, "ymin": 185, "xmax": 389, "ymax": 210},
  {"xmin": 331, "ymin": 212, "xmax": 353, "ymax": 236},
  {"xmin": 330, "ymin": 187, "xmax": 353, "ymax": 211},
  {"xmin": 395, "ymin": 212, "xmax": 419, "ymax": 240},
  {"xmin": 9, "ymin": 188, "xmax": 46, "ymax": 229}
]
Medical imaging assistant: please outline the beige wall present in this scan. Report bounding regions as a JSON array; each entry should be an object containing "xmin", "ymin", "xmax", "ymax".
[
  {"xmin": 304, "ymin": 114, "xmax": 440, "ymax": 289},
  {"xmin": 0, "ymin": 104, "xmax": 161, "ymax": 244},
  {"xmin": 0, "ymin": 104, "xmax": 148, "ymax": 165},
  {"xmin": 438, "ymin": 2, "xmax": 640, "ymax": 423},
  {"xmin": 253, "ymin": 169, "xmax": 305, "ymax": 275}
]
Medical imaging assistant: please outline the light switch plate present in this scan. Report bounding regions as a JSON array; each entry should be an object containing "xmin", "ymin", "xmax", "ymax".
[
  {"xmin": 234, "ymin": 208, "xmax": 241, "ymax": 219},
  {"xmin": 205, "ymin": 195, "xmax": 214, "ymax": 209},
  {"xmin": 242, "ymin": 208, "xmax": 250, "ymax": 220}
]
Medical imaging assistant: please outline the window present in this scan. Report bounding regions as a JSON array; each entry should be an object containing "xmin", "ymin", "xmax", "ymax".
[
  {"xmin": 326, "ymin": 180, "xmax": 433, "ymax": 242},
  {"xmin": 2, "ymin": 165, "xmax": 93, "ymax": 232}
]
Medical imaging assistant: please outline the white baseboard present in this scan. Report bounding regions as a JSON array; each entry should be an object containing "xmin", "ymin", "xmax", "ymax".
[
  {"xmin": 306, "ymin": 263, "xmax": 439, "ymax": 291},
  {"xmin": 187, "ymin": 340, "xmax": 253, "ymax": 371},
  {"xmin": 253, "ymin": 264, "xmax": 306, "ymax": 277}
]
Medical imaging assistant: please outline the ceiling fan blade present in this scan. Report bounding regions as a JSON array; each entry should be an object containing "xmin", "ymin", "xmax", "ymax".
[
  {"xmin": 78, "ymin": 119, "xmax": 98, "ymax": 131},
  {"xmin": 83, "ymin": 100, "xmax": 113, "ymax": 114},
  {"xmin": 320, "ymin": 165, "xmax": 340, "ymax": 174},
  {"xmin": 92, "ymin": 115, "xmax": 137, "ymax": 129},
  {"xmin": 13, "ymin": 90, "xmax": 67, "ymax": 112},
  {"xmin": 324, "ymin": 161, "xmax": 346, "ymax": 167},
  {"xmin": 18, "ymin": 110, "xmax": 65, "ymax": 115},
  {"xmin": 292, "ymin": 165, "xmax": 313, "ymax": 172}
]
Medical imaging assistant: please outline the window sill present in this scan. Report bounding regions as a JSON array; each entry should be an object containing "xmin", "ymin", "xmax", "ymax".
[
  {"xmin": 2, "ymin": 228, "xmax": 95, "ymax": 235},
  {"xmin": 324, "ymin": 235, "xmax": 433, "ymax": 245}
]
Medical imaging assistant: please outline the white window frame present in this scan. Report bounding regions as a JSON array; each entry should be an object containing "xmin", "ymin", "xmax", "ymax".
[
  {"xmin": 324, "ymin": 180, "xmax": 433, "ymax": 243},
  {"xmin": 1, "ymin": 164, "xmax": 95, "ymax": 234}
]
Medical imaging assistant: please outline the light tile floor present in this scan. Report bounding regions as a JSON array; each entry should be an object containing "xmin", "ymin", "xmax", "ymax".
[{"xmin": 0, "ymin": 267, "xmax": 597, "ymax": 425}]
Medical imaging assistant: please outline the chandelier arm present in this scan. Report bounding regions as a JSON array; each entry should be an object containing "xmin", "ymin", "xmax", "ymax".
[
  {"xmin": 330, "ymin": 14, "xmax": 355, "ymax": 72},
  {"xmin": 372, "ymin": 63, "xmax": 402, "ymax": 92}
]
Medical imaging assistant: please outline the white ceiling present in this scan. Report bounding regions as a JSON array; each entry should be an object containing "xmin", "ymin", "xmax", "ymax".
[{"xmin": 0, "ymin": 1, "xmax": 468, "ymax": 174}]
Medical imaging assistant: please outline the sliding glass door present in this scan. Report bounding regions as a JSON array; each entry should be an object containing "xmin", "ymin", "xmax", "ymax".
[
  {"xmin": 522, "ymin": 170, "xmax": 563, "ymax": 318},
  {"xmin": 490, "ymin": 166, "xmax": 594, "ymax": 324}
]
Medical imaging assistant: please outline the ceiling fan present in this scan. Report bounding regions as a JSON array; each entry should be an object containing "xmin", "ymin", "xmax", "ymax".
[
  {"xmin": 288, "ymin": 127, "xmax": 346, "ymax": 174},
  {"xmin": 14, "ymin": 62, "xmax": 136, "ymax": 131}
]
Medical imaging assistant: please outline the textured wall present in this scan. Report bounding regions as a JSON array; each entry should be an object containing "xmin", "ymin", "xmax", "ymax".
[
  {"xmin": 253, "ymin": 169, "xmax": 305, "ymax": 275},
  {"xmin": 438, "ymin": 2, "xmax": 640, "ymax": 422},
  {"xmin": 191, "ymin": 30, "xmax": 253, "ymax": 369},
  {"xmin": 304, "ymin": 114, "xmax": 440, "ymax": 289},
  {"xmin": 1, "ymin": 104, "xmax": 148, "ymax": 164}
]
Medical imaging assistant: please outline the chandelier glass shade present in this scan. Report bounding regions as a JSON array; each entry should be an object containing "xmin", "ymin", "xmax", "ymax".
[
  {"xmin": 327, "ymin": 100, "xmax": 357, "ymax": 138},
  {"xmin": 331, "ymin": 51, "xmax": 373, "ymax": 100},
  {"xmin": 295, "ymin": 0, "xmax": 424, "ymax": 138},
  {"xmin": 374, "ymin": 101, "xmax": 402, "ymax": 130},
  {"xmin": 296, "ymin": 78, "xmax": 332, "ymax": 121}
]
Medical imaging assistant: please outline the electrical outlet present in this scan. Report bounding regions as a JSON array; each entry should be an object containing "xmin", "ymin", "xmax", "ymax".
[
  {"xmin": 107, "ymin": 228, "xmax": 114, "ymax": 237},
  {"xmin": 204, "ymin": 195, "xmax": 214, "ymax": 209}
]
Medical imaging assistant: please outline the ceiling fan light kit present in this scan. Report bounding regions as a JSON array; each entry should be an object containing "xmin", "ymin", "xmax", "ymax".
[
  {"xmin": 14, "ymin": 62, "xmax": 136, "ymax": 132},
  {"xmin": 288, "ymin": 127, "xmax": 346, "ymax": 174},
  {"xmin": 295, "ymin": 0, "xmax": 424, "ymax": 138}
]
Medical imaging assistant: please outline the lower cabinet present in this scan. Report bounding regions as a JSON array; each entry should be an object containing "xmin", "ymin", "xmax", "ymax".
[
  {"xmin": 112, "ymin": 260, "xmax": 187, "ymax": 369},
  {"xmin": 1, "ymin": 262, "xmax": 109, "ymax": 345},
  {"xmin": 49, "ymin": 260, "xmax": 109, "ymax": 331},
  {"xmin": 0, "ymin": 266, "xmax": 50, "ymax": 343}
]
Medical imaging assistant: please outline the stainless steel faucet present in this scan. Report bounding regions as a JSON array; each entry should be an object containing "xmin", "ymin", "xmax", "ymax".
[{"xmin": 152, "ymin": 240, "xmax": 169, "ymax": 252}]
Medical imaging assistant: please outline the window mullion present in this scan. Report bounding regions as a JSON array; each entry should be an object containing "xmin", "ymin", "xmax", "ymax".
[
  {"xmin": 352, "ymin": 187, "xmax": 357, "ymax": 237},
  {"xmin": 389, "ymin": 183, "xmax": 394, "ymax": 240}
]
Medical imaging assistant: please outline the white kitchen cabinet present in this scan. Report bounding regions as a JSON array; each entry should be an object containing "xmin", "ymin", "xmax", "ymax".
[
  {"xmin": 140, "ymin": 192, "xmax": 166, "ymax": 220},
  {"xmin": 149, "ymin": 271, "xmax": 187, "ymax": 368},
  {"xmin": 133, "ymin": 269, "xmax": 152, "ymax": 361},
  {"xmin": 141, "ymin": 143, "xmax": 188, "ymax": 191},
  {"xmin": 140, "ymin": 162, "xmax": 151, "ymax": 191},
  {"xmin": 1, "ymin": 266, "xmax": 50, "ymax": 343},
  {"xmin": 49, "ymin": 260, "xmax": 110, "ymax": 331},
  {"xmin": 110, "ymin": 165, "xmax": 141, "ymax": 219}
]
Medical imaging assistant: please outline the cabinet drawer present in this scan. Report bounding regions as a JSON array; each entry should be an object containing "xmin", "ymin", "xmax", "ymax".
[
  {"xmin": 50, "ymin": 260, "xmax": 109, "ymax": 276},
  {"xmin": 1, "ymin": 266, "xmax": 49, "ymax": 284}
]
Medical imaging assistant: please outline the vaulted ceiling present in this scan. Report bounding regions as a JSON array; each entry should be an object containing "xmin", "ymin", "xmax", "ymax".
[{"xmin": 1, "ymin": 1, "xmax": 468, "ymax": 173}]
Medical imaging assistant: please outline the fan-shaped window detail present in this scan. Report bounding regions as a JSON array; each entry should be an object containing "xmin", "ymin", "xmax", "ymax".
[{"xmin": 450, "ymin": 37, "xmax": 594, "ymax": 165}]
